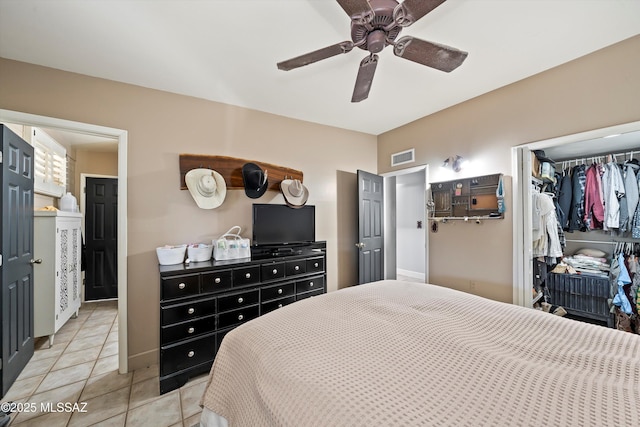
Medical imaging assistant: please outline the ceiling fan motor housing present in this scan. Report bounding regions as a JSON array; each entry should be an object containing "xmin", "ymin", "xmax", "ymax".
[{"xmin": 351, "ymin": 0, "xmax": 402, "ymax": 53}]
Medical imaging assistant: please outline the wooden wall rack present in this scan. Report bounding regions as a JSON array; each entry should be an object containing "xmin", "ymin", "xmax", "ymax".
[{"xmin": 179, "ymin": 154, "xmax": 303, "ymax": 191}]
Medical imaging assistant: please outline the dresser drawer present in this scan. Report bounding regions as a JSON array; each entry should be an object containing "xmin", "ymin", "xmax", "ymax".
[
  {"xmin": 202, "ymin": 269, "xmax": 232, "ymax": 294},
  {"xmin": 217, "ymin": 289, "xmax": 259, "ymax": 312},
  {"xmin": 285, "ymin": 259, "xmax": 307, "ymax": 276},
  {"xmin": 161, "ymin": 314, "xmax": 217, "ymax": 345},
  {"xmin": 160, "ymin": 332, "xmax": 216, "ymax": 375},
  {"xmin": 233, "ymin": 266, "xmax": 260, "ymax": 287},
  {"xmin": 261, "ymin": 282, "xmax": 295, "ymax": 301},
  {"xmin": 261, "ymin": 296, "xmax": 296, "ymax": 315},
  {"xmin": 161, "ymin": 296, "xmax": 216, "ymax": 325},
  {"xmin": 218, "ymin": 305, "xmax": 260, "ymax": 329},
  {"xmin": 306, "ymin": 257, "xmax": 324, "ymax": 273},
  {"xmin": 260, "ymin": 262, "xmax": 285, "ymax": 281},
  {"xmin": 161, "ymin": 274, "xmax": 200, "ymax": 300},
  {"xmin": 296, "ymin": 276, "xmax": 324, "ymax": 294},
  {"xmin": 296, "ymin": 287, "xmax": 324, "ymax": 301}
]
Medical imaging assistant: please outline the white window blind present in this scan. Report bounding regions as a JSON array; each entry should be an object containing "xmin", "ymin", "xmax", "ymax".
[{"xmin": 33, "ymin": 128, "xmax": 67, "ymax": 197}]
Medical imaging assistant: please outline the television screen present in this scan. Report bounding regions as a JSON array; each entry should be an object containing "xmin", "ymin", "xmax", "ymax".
[{"xmin": 252, "ymin": 204, "xmax": 315, "ymax": 246}]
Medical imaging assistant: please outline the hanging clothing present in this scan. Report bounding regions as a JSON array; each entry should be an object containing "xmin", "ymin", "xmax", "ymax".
[
  {"xmin": 583, "ymin": 164, "xmax": 604, "ymax": 230},
  {"xmin": 603, "ymin": 161, "xmax": 625, "ymax": 230},
  {"xmin": 557, "ymin": 169, "xmax": 572, "ymax": 230},
  {"xmin": 532, "ymin": 192, "xmax": 563, "ymax": 259},
  {"xmin": 568, "ymin": 164, "xmax": 586, "ymax": 231},
  {"xmin": 624, "ymin": 162, "xmax": 640, "ymax": 225}
]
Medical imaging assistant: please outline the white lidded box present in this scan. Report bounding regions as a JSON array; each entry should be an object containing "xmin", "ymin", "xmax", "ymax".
[
  {"xmin": 156, "ymin": 245, "xmax": 187, "ymax": 265},
  {"xmin": 187, "ymin": 243, "xmax": 213, "ymax": 262}
]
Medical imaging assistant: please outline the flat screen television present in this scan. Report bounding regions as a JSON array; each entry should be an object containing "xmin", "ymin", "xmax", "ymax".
[{"xmin": 252, "ymin": 204, "xmax": 315, "ymax": 246}]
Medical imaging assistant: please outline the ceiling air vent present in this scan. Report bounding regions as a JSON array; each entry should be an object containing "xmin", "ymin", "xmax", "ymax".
[{"xmin": 391, "ymin": 148, "xmax": 415, "ymax": 167}]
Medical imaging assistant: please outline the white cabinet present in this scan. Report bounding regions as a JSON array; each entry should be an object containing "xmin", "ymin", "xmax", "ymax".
[{"xmin": 34, "ymin": 211, "xmax": 82, "ymax": 346}]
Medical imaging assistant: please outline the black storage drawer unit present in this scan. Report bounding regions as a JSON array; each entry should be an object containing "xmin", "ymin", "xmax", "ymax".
[
  {"xmin": 546, "ymin": 273, "xmax": 614, "ymax": 327},
  {"xmin": 159, "ymin": 241, "xmax": 327, "ymax": 394}
]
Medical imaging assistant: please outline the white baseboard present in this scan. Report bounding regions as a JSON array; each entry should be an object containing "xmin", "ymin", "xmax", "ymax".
[{"xmin": 397, "ymin": 269, "xmax": 425, "ymax": 280}]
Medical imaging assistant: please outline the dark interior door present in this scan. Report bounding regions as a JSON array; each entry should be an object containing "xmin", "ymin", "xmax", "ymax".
[
  {"xmin": 85, "ymin": 177, "xmax": 118, "ymax": 301},
  {"xmin": 1, "ymin": 125, "xmax": 35, "ymax": 397},
  {"xmin": 357, "ymin": 170, "xmax": 384, "ymax": 284}
]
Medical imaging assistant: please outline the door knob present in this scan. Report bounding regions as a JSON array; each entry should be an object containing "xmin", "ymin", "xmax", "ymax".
[
  {"xmin": 355, "ymin": 242, "xmax": 365, "ymax": 249},
  {"xmin": 30, "ymin": 259, "xmax": 43, "ymax": 264}
]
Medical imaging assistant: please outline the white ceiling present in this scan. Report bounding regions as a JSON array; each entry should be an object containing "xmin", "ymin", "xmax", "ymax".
[{"xmin": 1, "ymin": 0, "xmax": 639, "ymax": 136}]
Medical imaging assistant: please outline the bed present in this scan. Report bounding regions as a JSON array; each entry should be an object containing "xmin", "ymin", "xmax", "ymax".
[{"xmin": 199, "ymin": 280, "xmax": 640, "ymax": 426}]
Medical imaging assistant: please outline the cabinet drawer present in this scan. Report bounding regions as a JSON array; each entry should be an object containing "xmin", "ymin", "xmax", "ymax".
[
  {"xmin": 261, "ymin": 296, "xmax": 296, "ymax": 315},
  {"xmin": 306, "ymin": 257, "xmax": 324, "ymax": 273},
  {"xmin": 218, "ymin": 305, "xmax": 259, "ymax": 329},
  {"xmin": 296, "ymin": 276, "xmax": 324, "ymax": 294},
  {"xmin": 161, "ymin": 296, "xmax": 216, "ymax": 325},
  {"xmin": 285, "ymin": 259, "xmax": 307, "ymax": 276},
  {"xmin": 160, "ymin": 333, "xmax": 216, "ymax": 375},
  {"xmin": 261, "ymin": 282, "xmax": 295, "ymax": 301},
  {"xmin": 202, "ymin": 269, "xmax": 232, "ymax": 294},
  {"xmin": 161, "ymin": 274, "xmax": 200, "ymax": 300},
  {"xmin": 296, "ymin": 287, "xmax": 324, "ymax": 301},
  {"xmin": 233, "ymin": 266, "xmax": 260, "ymax": 287},
  {"xmin": 260, "ymin": 262, "xmax": 285, "ymax": 281},
  {"xmin": 161, "ymin": 314, "xmax": 217, "ymax": 345},
  {"xmin": 217, "ymin": 289, "xmax": 259, "ymax": 312}
]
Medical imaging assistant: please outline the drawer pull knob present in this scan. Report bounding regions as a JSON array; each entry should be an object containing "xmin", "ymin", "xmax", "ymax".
[
  {"xmin": 237, "ymin": 297, "xmax": 244, "ymax": 304},
  {"xmin": 238, "ymin": 314, "xmax": 244, "ymax": 321},
  {"xmin": 188, "ymin": 327, "xmax": 195, "ymax": 334},
  {"xmin": 277, "ymin": 288, "xmax": 283, "ymax": 294},
  {"xmin": 214, "ymin": 278, "xmax": 221, "ymax": 284},
  {"xmin": 245, "ymin": 273, "xmax": 251, "ymax": 279},
  {"xmin": 314, "ymin": 262, "xmax": 319, "ymax": 268},
  {"xmin": 309, "ymin": 282, "xmax": 314, "ymax": 287},
  {"xmin": 294, "ymin": 265, "xmax": 300, "ymax": 271},
  {"xmin": 187, "ymin": 308, "xmax": 195, "ymax": 314},
  {"xmin": 272, "ymin": 269, "xmax": 278, "ymax": 274},
  {"xmin": 178, "ymin": 283, "xmax": 186, "ymax": 290},
  {"xmin": 187, "ymin": 350, "xmax": 195, "ymax": 358},
  {"xmin": 278, "ymin": 304, "xmax": 283, "ymax": 308}
]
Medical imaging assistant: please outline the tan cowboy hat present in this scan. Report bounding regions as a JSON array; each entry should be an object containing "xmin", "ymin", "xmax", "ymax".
[
  {"xmin": 280, "ymin": 179, "xmax": 309, "ymax": 208},
  {"xmin": 185, "ymin": 168, "xmax": 227, "ymax": 209}
]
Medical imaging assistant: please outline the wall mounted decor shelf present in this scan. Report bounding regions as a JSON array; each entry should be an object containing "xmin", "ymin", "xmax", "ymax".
[
  {"xmin": 179, "ymin": 154, "xmax": 303, "ymax": 191},
  {"xmin": 429, "ymin": 173, "xmax": 504, "ymax": 220}
]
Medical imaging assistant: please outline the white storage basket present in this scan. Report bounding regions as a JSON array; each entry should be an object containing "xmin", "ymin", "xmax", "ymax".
[
  {"xmin": 187, "ymin": 243, "xmax": 213, "ymax": 262},
  {"xmin": 156, "ymin": 245, "xmax": 187, "ymax": 265}
]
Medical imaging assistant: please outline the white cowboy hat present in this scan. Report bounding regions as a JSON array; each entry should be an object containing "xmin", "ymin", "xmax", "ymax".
[
  {"xmin": 280, "ymin": 179, "xmax": 309, "ymax": 208},
  {"xmin": 185, "ymin": 168, "xmax": 227, "ymax": 209}
]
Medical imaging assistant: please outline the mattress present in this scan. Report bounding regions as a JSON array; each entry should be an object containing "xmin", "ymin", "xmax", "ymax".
[{"xmin": 200, "ymin": 280, "xmax": 640, "ymax": 426}]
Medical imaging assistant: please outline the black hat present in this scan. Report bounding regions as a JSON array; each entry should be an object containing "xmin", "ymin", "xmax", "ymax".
[
  {"xmin": 532, "ymin": 150, "xmax": 555, "ymax": 164},
  {"xmin": 242, "ymin": 163, "xmax": 268, "ymax": 198}
]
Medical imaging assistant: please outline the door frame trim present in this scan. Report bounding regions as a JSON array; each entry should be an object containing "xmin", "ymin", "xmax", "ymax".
[{"xmin": 0, "ymin": 109, "xmax": 128, "ymax": 374}]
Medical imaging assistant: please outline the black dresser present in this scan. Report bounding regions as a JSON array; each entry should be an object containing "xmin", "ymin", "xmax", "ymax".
[{"xmin": 158, "ymin": 241, "xmax": 327, "ymax": 394}]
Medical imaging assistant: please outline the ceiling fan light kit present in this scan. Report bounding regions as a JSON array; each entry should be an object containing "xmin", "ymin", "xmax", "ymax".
[{"xmin": 277, "ymin": 0, "xmax": 468, "ymax": 102}]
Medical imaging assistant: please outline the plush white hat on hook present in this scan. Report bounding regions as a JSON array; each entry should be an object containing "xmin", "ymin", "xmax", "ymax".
[{"xmin": 185, "ymin": 168, "xmax": 227, "ymax": 209}]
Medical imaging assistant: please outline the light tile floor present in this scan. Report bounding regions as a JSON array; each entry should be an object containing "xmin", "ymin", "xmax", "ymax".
[{"xmin": 2, "ymin": 300, "xmax": 205, "ymax": 427}]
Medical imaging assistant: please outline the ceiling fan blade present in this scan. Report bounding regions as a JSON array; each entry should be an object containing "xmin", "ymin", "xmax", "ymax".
[
  {"xmin": 394, "ymin": 0, "xmax": 446, "ymax": 27},
  {"xmin": 351, "ymin": 54, "xmax": 379, "ymax": 103},
  {"xmin": 393, "ymin": 36, "xmax": 467, "ymax": 72},
  {"xmin": 277, "ymin": 41, "xmax": 354, "ymax": 71},
  {"xmin": 336, "ymin": 0, "xmax": 374, "ymax": 24}
]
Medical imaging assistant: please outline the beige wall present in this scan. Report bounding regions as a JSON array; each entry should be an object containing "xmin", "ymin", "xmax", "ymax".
[
  {"xmin": 378, "ymin": 35, "xmax": 640, "ymax": 303},
  {"xmin": 0, "ymin": 58, "xmax": 377, "ymax": 369},
  {"xmin": 74, "ymin": 149, "xmax": 118, "ymax": 197}
]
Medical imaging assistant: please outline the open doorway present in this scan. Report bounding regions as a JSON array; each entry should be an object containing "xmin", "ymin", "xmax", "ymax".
[
  {"xmin": 383, "ymin": 165, "xmax": 428, "ymax": 283},
  {"xmin": 0, "ymin": 109, "xmax": 128, "ymax": 374}
]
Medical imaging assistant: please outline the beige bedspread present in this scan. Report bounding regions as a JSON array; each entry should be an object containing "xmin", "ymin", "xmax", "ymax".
[{"xmin": 201, "ymin": 280, "xmax": 640, "ymax": 426}]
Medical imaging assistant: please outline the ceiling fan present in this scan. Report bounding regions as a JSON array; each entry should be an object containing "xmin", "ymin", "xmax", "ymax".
[{"xmin": 277, "ymin": 0, "xmax": 468, "ymax": 102}]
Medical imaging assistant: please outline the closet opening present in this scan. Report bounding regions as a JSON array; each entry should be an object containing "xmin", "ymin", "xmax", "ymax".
[{"xmin": 513, "ymin": 121, "xmax": 640, "ymax": 330}]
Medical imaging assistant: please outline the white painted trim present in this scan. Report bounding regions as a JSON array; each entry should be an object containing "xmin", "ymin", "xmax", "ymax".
[
  {"xmin": 0, "ymin": 109, "xmax": 129, "ymax": 375},
  {"xmin": 511, "ymin": 120, "xmax": 640, "ymax": 308}
]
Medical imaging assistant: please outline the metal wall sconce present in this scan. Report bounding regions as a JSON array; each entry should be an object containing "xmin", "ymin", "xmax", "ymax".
[{"xmin": 441, "ymin": 155, "xmax": 466, "ymax": 172}]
